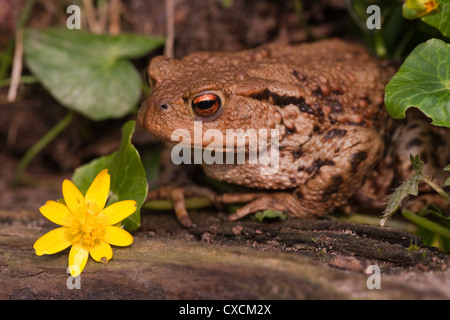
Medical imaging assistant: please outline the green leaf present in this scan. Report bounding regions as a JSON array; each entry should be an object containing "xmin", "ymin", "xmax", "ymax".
[
  {"xmin": 427, "ymin": 206, "xmax": 450, "ymax": 228},
  {"xmin": 445, "ymin": 165, "xmax": 450, "ymax": 187},
  {"xmin": 415, "ymin": 226, "xmax": 450, "ymax": 252},
  {"xmin": 385, "ymin": 38, "xmax": 450, "ymax": 127},
  {"xmin": 445, "ymin": 178, "xmax": 450, "ymax": 187},
  {"xmin": 410, "ymin": 154, "xmax": 425, "ymax": 173},
  {"xmin": 72, "ymin": 121, "xmax": 148, "ymax": 231},
  {"xmin": 403, "ymin": 206, "xmax": 450, "ymax": 252},
  {"xmin": 380, "ymin": 172, "xmax": 424, "ymax": 226},
  {"xmin": 253, "ymin": 210, "xmax": 287, "ymax": 222},
  {"xmin": 422, "ymin": 0, "xmax": 450, "ymax": 37},
  {"xmin": 23, "ymin": 29, "xmax": 164, "ymax": 121}
]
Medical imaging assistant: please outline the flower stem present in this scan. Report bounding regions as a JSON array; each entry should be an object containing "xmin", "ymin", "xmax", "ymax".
[{"xmin": 13, "ymin": 109, "xmax": 74, "ymax": 183}]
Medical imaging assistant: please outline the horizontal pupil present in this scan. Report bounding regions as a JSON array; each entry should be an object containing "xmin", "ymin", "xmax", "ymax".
[{"xmin": 195, "ymin": 100, "xmax": 216, "ymax": 110}]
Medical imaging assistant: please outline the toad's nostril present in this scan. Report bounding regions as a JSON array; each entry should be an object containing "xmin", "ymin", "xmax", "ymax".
[{"xmin": 160, "ymin": 104, "xmax": 169, "ymax": 110}]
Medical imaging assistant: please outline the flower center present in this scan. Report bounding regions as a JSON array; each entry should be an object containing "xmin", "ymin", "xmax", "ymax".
[{"xmin": 70, "ymin": 211, "xmax": 107, "ymax": 247}]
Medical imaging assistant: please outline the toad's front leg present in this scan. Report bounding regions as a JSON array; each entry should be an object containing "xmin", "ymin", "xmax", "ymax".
[{"xmin": 147, "ymin": 185, "xmax": 220, "ymax": 228}]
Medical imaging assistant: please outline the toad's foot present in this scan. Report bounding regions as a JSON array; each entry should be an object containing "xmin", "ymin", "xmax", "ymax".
[
  {"xmin": 147, "ymin": 185, "xmax": 220, "ymax": 228},
  {"xmin": 219, "ymin": 192, "xmax": 316, "ymax": 221}
]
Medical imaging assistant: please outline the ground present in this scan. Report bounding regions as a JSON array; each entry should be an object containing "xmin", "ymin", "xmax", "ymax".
[{"xmin": 1, "ymin": 165, "xmax": 449, "ymax": 299}]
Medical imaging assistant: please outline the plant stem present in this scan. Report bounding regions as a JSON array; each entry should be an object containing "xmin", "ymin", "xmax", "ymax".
[
  {"xmin": 13, "ymin": 110, "xmax": 75, "ymax": 183},
  {"xmin": 402, "ymin": 209, "xmax": 450, "ymax": 240},
  {"xmin": 344, "ymin": 0, "xmax": 367, "ymax": 30},
  {"xmin": 374, "ymin": 31, "xmax": 387, "ymax": 58},
  {"xmin": 143, "ymin": 197, "xmax": 213, "ymax": 211},
  {"xmin": 18, "ymin": 0, "xmax": 35, "ymax": 27},
  {"xmin": 423, "ymin": 176, "xmax": 450, "ymax": 203},
  {"xmin": 0, "ymin": 75, "xmax": 38, "ymax": 89},
  {"xmin": 0, "ymin": 40, "xmax": 14, "ymax": 80}
]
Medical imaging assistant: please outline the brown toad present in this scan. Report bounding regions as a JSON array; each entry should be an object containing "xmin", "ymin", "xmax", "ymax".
[{"xmin": 138, "ymin": 39, "xmax": 449, "ymax": 227}]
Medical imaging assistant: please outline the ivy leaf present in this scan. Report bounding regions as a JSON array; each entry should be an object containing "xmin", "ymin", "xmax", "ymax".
[
  {"xmin": 72, "ymin": 121, "xmax": 148, "ymax": 231},
  {"xmin": 23, "ymin": 29, "xmax": 164, "ymax": 121},
  {"xmin": 385, "ymin": 38, "xmax": 450, "ymax": 127},
  {"xmin": 402, "ymin": 0, "xmax": 449, "ymax": 37},
  {"xmin": 422, "ymin": 0, "xmax": 450, "ymax": 37}
]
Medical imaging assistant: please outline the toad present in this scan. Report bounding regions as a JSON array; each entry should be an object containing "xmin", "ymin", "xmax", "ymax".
[{"xmin": 138, "ymin": 39, "xmax": 450, "ymax": 227}]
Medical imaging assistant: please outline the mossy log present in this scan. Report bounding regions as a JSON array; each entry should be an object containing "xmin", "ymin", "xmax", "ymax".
[{"xmin": 1, "ymin": 208, "xmax": 449, "ymax": 300}]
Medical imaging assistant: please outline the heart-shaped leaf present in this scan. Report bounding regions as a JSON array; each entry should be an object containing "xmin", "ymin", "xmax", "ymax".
[
  {"xmin": 72, "ymin": 121, "xmax": 148, "ymax": 231},
  {"xmin": 24, "ymin": 29, "xmax": 164, "ymax": 121},
  {"xmin": 385, "ymin": 38, "xmax": 450, "ymax": 127}
]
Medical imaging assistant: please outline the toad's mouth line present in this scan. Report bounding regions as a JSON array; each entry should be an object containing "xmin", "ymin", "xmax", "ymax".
[
  {"xmin": 167, "ymin": 120, "xmax": 280, "ymax": 151},
  {"xmin": 165, "ymin": 121, "xmax": 281, "ymax": 175}
]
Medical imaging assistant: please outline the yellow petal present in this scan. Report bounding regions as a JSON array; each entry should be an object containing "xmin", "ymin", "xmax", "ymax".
[
  {"xmin": 102, "ymin": 200, "xmax": 137, "ymax": 225},
  {"xmin": 85, "ymin": 169, "xmax": 110, "ymax": 213},
  {"xmin": 68, "ymin": 240, "xmax": 89, "ymax": 277},
  {"xmin": 103, "ymin": 226, "xmax": 133, "ymax": 246},
  {"xmin": 62, "ymin": 179, "xmax": 85, "ymax": 216},
  {"xmin": 33, "ymin": 227, "xmax": 72, "ymax": 255},
  {"xmin": 90, "ymin": 240, "xmax": 113, "ymax": 262},
  {"xmin": 39, "ymin": 201, "xmax": 74, "ymax": 227}
]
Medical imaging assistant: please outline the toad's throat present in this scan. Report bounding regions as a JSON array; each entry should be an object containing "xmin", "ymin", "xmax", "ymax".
[{"xmin": 170, "ymin": 145, "xmax": 280, "ymax": 176}]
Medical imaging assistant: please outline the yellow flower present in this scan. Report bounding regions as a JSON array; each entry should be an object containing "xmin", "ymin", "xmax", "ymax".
[{"xmin": 33, "ymin": 169, "xmax": 137, "ymax": 277}]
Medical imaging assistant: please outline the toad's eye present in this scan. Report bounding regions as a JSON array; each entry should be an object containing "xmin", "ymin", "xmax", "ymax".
[{"xmin": 191, "ymin": 93, "xmax": 221, "ymax": 117}]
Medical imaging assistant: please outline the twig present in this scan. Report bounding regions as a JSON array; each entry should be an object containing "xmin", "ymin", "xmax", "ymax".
[
  {"xmin": 7, "ymin": 0, "xmax": 35, "ymax": 102},
  {"xmin": 108, "ymin": 0, "xmax": 122, "ymax": 35},
  {"xmin": 82, "ymin": 0, "xmax": 108, "ymax": 34},
  {"xmin": 7, "ymin": 29, "xmax": 23, "ymax": 102},
  {"xmin": 97, "ymin": 0, "xmax": 109, "ymax": 33},
  {"xmin": 164, "ymin": 0, "xmax": 175, "ymax": 58},
  {"xmin": 82, "ymin": 0, "xmax": 97, "ymax": 33}
]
